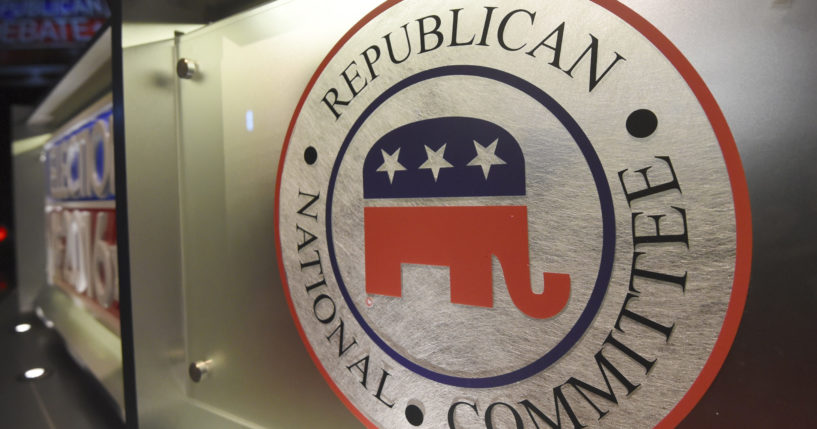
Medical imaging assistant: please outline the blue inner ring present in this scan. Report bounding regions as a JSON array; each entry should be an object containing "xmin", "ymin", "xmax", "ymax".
[{"xmin": 325, "ymin": 65, "xmax": 616, "ymax": 388}]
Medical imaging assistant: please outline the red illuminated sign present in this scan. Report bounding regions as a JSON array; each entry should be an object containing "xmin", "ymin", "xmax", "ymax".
[
  {"xmin": 0, "ymin": 0, "xmax": 109, "ymax": 47},
  {"xmin": 0, "ymin": 17, "xmax": 105, "ymax": 46}
]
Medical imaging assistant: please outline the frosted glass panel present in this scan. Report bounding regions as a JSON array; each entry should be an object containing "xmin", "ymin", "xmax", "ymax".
[{"xmin": 174, "ymin": 0, "xmax": 380, "ymax": 426}]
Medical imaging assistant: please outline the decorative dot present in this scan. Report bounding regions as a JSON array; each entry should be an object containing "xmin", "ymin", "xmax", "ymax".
[
  {"xmin": 626, "ymin": 109, "xmax": 658, "ymax": 138},
  {"xmin": 304, "ymin": 146, "xmax": 318, "ymax": 165},
  {"xmin": 406, "ymin": 404, "xmax": 424, "ymax": 426}
]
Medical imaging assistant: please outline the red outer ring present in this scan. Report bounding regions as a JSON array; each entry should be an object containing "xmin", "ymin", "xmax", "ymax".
[{"xmin": 274, "ymin": 1, "xmax": 752, "ymax": 428}]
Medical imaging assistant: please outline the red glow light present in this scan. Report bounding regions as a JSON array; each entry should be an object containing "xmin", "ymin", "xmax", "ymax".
[{"xmin": 0, "ymin": 225, "xmax": 7, "ymax": 243}]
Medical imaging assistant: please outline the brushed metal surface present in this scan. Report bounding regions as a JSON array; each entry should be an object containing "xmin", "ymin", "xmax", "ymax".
[
  {"xmin": 277, "ymin": 0, "xmax": 744, "ymax": 427},
  {"xmin": 618, "ymin": 0, "xmax": 817, "ymax": 427}
]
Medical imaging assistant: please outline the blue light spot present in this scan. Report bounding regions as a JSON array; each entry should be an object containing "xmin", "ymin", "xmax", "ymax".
[{"xmin": 246, "ymin": 110, "xmax": 254, "ymax": 132}]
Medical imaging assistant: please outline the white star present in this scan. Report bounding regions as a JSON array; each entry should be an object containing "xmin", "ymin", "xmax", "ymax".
[
  {"xmin": 418, "ymin": 144, "xmax": 453, "ymax": 182},
  {"xmin": 376, "ymin": 148, "xmax": 406, "ymax": 184},
  {"xmin": 467, "ymin": 139, "xmax": 506, "ymax": 179}
]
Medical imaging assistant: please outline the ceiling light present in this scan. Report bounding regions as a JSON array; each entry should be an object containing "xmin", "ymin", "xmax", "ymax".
[{"xmin": 19, "ymin": 367, "xmax": 50, "ymax": 381}]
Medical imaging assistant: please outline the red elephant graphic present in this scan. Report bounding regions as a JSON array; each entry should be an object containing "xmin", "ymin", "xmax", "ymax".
[{"xmin": 362, "ymin": 117, "xmax": 570, "ymax": 319}]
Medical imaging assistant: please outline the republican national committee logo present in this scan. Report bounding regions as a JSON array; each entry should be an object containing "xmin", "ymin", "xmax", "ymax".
[
  {"xmin": 275, "ymin": 1, "xmax": 751, "ymax": 428},
  {"xmin": 363, "ymin": 116, "xmax": 575, "ymax": 321}
]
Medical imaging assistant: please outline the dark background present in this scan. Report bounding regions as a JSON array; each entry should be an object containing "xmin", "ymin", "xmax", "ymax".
[{"xmin": 0, "ymin": 0, "xmax": 268, "ymax": 308}]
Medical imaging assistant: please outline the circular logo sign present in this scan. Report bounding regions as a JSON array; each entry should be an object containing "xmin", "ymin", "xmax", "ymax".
[{"xmin": 275, "ymin": 1, "xmax": 751, "ymax": 428}]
